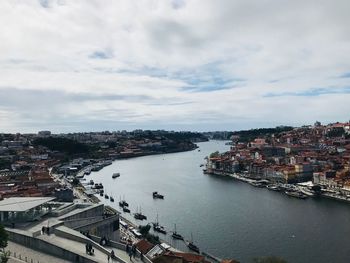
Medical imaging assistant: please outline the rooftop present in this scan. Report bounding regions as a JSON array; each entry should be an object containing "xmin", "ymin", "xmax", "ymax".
[{"xmin": 0, "ymin": 197, "xmax": 55, "ymax": 212}]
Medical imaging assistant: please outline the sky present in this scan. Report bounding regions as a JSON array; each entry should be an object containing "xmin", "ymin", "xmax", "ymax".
[{"xmin": 0, "ymin": 0, "xmax": 350, "ymax": 133}]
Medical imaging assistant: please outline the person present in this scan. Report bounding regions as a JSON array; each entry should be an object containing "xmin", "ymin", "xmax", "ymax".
[
  {"xmin": 111, "ymin": 250, "xmax": 115, "ymax": 259},
  {"xmin": 129, "ymin": 249, "xmax": 133, "ymax": 261},
  {"xmin": 140, "ymin": 252, "xmax": 144, "ymax": 261},
  {"xmin": 132, "ymin": 244, "xmax": 136, "ymax": 259},
  {"xmin": 126, "ymin": 243, "xmax": 130, "ymax": 254},
  {"xmin": 107, "ymin": 255, "xmax": 110, "ymax": 263}
]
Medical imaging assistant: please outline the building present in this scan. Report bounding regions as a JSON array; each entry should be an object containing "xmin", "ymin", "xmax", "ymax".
[{"xmin": 0, "ymin": 196, "xmax": 55, "ymax": 223}]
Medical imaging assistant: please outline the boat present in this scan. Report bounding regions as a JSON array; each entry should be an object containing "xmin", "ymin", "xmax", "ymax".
[
  {"xmin": 119, "ymin": 196, "xmax": 129, "ymax": 207},
  {"xmin": 199, "ymin": 164, "xmax": 204, "ymax": 167},
  {"xmin": 266, "ymin": 185, "xmax": 280, "ymax": 191},
  {"xmin": 299, "ymin": 187, "xmax": 315, "ymax": 197},
  {"xmin": 134, "ymin": 206, "xmax": 147, "ymax": 220},
  {"xmin": 187, "ymin": 233, "xmax": 200, "ymax": 253},
  {"xmin": 110, "ymin": 196, "xmax": 114, "ymax": 202},
  {"xmin": 89, "ymin": 180, "xmax": 94, "ymax": 185},
  {"xmin": 123, "ymin": 207, "xmax": 130, "ymax": 213},
  {"xmin": 249, "ymin": 181, "xmax": 265, "ymax": 188},
  {"xmin": 99, "ymin": 192, "xmax": 103, "ymax": 197},
  {"xmin": 152, "ymin": 214, "xmax": 167, "ymax": 234},
  {"xmin": 285, "ymin": 191, "xmax": 308, "ymax": 199},
  {"xmin": 153, "ymin": 191, "xmax": 164, "ymax": 199},
  {"xmin": 104, "ymin": 194, "xmax": 109, "ymax": 199},
  {"xmin": 112, "ymin": 173, "xmax": 120, "ymax": 179},
  {"xmin": 171, "ymin": 224, "xmax": 184, "ymax": 240},
  {"xmin": 134, "ymin": 212, "xmax": 147, "ymax": 220}
]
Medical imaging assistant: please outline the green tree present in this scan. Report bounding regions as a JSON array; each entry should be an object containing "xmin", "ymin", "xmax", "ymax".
[
  {"xmin": 0, "ymin": 224, "xmax": 8, "ymax": 249},
  {"xmin": 0, "ymin": 224, "xmax": 9, "ymax": 263},
  {"xmin": 210, "ymin": 151, "xmax": 220, "ymax": 158},
  {"xmin": 139, "ymin": 224, "xmax": 151, "ymax": 237},
  {"xmin": 0, "ymin": 250, "xmax": 10, "ymax": 263}
]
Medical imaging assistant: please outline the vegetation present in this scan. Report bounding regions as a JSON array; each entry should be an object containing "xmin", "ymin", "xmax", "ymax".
[
  {"xmin": 0, "ymin": 224, "xmax": 9, "ymax": 263},
  {"xmin": 233, "ymin": 126, "xmax": 294, "ymax": 142},
  {"xmin": 138, "ymin": 224, "xmax": 160, "ymax": 245},
  {"xmin": 33, "ymin": 137, "xmax": 91, "ymax": 155},
  {"xmin": 327, "ymin": 127, "xmax": 345, "ymax": 138},
  {"xmin": 0, "ymin": 159, "xmax": 11, "ymax": 170},
  {"xmin": 210, "ymin": 151, "xmax": 220, "ymax": 158},
  {"xmin": 253, "ymin": 256, "xmax": 288, "ymax": 263},
  {"xmin": 0, "ymin": 224, "xmax": 8, "ymax": 249},
  {"xmin": 139, "ymin": 224, "xmax": 151, "ymax": 236}
]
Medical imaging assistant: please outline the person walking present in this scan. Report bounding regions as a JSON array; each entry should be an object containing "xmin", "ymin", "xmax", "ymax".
[
  {"xmin": 132, "ymin": 244, "xmax": 137, "ymax": 259},
  {"xmin": 129, "ymin": 249, "xmax": 133, "ymax": 261}
]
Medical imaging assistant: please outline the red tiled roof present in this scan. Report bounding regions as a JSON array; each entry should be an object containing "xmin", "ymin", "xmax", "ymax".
[
  {"xmin": 172, "ymin": 252, "xmax": 205, "ymax": 263},
  {"xmin": 135, "ymin": 239, "xmax": 154, "ymax": 254}
]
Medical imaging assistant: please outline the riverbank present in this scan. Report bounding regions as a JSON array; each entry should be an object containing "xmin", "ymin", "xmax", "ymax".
[{"xmin": 205, "ymin": 168, "xmax": 350, "ymax": 204}]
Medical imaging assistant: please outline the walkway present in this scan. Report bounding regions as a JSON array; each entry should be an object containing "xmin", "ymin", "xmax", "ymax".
[{"xmin": 6, "ymin": 241, "xmax": 71, "ymax": 263}]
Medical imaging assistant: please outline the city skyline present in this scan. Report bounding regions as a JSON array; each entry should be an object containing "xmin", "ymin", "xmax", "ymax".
[{"xmin": 1, "ymin": 0, "xmax": 350, "ymax": 133}]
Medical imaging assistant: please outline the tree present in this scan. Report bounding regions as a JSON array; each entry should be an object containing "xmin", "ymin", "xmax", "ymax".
[
  {"xmin": 0, "ymin": 224, "xmax": 9, "ymax": 263},
  {"xmin": 139, "ymin": 224, "xmax": 151, "ymax": 237},
  {"xmin": 0, "ymin": 224, "xmax": 8, "ymax": 249},
  {"xmin": 210, "ymin": 151, "xmax": 220, "ymax": 158}
]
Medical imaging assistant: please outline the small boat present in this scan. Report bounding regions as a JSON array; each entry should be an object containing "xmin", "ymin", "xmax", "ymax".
[
  {"xmin": 249, "ymin": 181, "xmax": 265, "ymax": 188},
  {"xmin": 123, "ymin": 207, "xmax": 130, "ymax": 213},
  {"xmin": 99, "ymin": 192, "xmax": 103, "ymax": 197},
  {"xmin": 104, "ymin": 194, "xmax": 109, "ymax": 199},
  {"xmin": 187, "ymin": 233, "xmax": 200, "ymax": 253},
  {"xmin": 171, "ymin": 224, "xmax": 184, "ymax": 240},
  {"xmin": 119, "ymin": 196, "xmax": 129, "ymax": 207},
  {"xmin": 89, "ymin": 180, "xmax": 94, "ymax": 185},
  {"xmin": 134, "ymin": 213, "xmax": 147, "ymax": 220},
  {"xmin": 153, "ymin": 191, "xmax": 164, "ymax": 199},
  {"xmin": 152, "ymin": 214, "xmax": 167, "ymax": 234},
  {"xmin": 199, "ymin": 164, "xmax": 204, "ymax": 167},
  {"xmin": 110, "ymin": 196, "xmax": 114, "ymax": 202},
  {"xmin": 285, "ymin": 191, "xmax": 308, "ymax": 199},
  {"xmin": 134, "ymin": 207, "xmax": 147, "ymax": 220},
  {"xmin": 267, "ymin": 185, "xmax": 280, "ymax": 191},
  {"xmin": 112, "ymin": 173, "xmax": 120, "ymax": 179}
]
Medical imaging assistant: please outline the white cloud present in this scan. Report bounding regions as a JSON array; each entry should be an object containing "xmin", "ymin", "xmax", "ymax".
[{"xmin": 0, "ymin": 0, "xmax": 350, "ymax": 132}]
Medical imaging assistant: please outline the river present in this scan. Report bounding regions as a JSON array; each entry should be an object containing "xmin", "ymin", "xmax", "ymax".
[{"xmin": 88, "ymin": 140, "xmax": 350, "ymax": 263}]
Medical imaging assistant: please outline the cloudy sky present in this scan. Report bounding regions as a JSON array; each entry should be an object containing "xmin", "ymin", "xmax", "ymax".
[{"xmin": 1, "ymin": 0, "xmax": 350, "ymax": 133}]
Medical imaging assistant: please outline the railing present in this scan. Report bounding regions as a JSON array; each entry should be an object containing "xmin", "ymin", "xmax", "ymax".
[{"xmin": 9, "ymin": 250, "xmax": 41, "ymax": 263}]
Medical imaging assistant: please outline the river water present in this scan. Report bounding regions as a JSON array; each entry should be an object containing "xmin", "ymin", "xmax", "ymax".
[{"xmin": 88, "ymin": 140, "xmax": 350, "ymax": 263}]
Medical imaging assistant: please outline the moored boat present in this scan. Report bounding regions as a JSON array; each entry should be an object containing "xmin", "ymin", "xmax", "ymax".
[
  {"xmin": 123, "ymin": 207, "xmax": 130, "ymax": 213},
  {"xmin": 134, "ymin": 212, "xmax": 147, "ymax": 220},
  {"xmin": 285, "ymin": 191, "xmax": 308, "ymax": 199},
  {"xmin": 172, "ymin": 224, "xmax": 184, "ymax": 240},
  {"xmin": 152, "ymin": 214, "xmax": 167, "ymax": 234},
  {"xmin": 134, "ymin": 207, "xmax": 147, "ymax": 220},
  {"xmin": 188, "ymin": 242, "xmax": 200, "ymax": 253},
  {"xmin": 267, "ymin": 185, "xmax": 280, "ymax": 191},
  {"xmin": 112, "ymin": 173, "xmax": 120, "ymax": 179},
  {"xmin": 153, "ymin": 191, "xmax": 164, "ymax": 199},
  {"xmin": 187, "ymin": 233, "xmax": 200, "ymax": 253}
]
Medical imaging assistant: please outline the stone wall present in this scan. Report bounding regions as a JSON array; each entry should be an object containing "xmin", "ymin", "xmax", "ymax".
[{"xmin": 7, "ymin": 229, "xmax": 98, "ymax": 263}]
